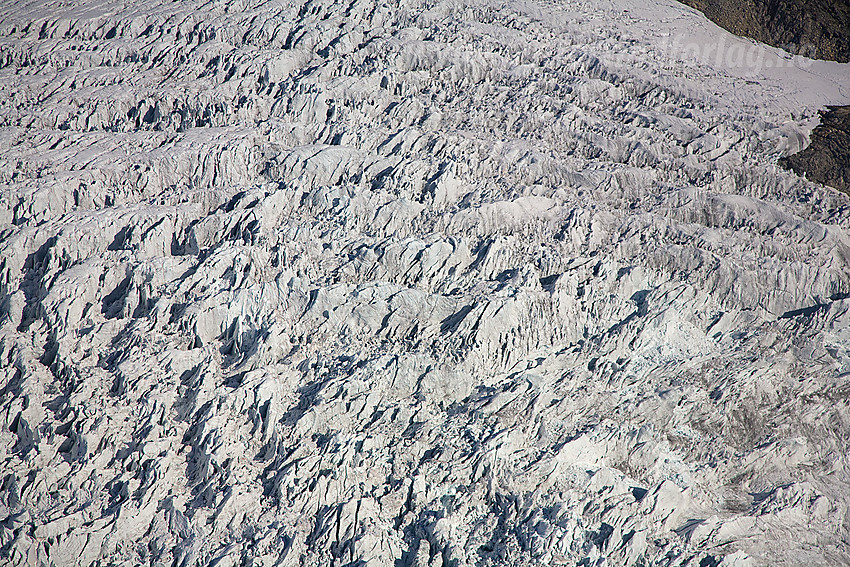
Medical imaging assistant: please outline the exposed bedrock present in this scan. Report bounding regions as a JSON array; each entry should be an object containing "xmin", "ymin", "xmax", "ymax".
[
  {"xmin": 780, "ymin": 105, "xmax": 850, "ymax": 195},
  {"xmin": 678, "ymin": 0, "xmax": 850, "ymax": 63}
]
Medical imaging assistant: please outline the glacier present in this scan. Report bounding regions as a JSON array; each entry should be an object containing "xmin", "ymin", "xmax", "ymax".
[{"xmin": 1, "ymin": 0, "xmax": 850, "ymax": 565}]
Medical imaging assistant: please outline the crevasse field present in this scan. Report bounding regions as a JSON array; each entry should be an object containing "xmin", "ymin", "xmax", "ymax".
[{"xmin": 1, "ymin": 0, "xmax": 850, "ymax": 565}]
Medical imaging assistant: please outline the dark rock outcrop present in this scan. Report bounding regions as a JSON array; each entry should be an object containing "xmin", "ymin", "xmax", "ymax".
[
  {"xmin": 780, "ymin": 106, "xmax": 850, "ymax": 195},
  {"xmin": 679, "ymin": 0, "xmax": 850, "ymax": 62}
]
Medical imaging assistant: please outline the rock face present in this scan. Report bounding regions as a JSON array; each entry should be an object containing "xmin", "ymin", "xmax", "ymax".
[
  {"xmin": 780, "ymin": 106, "xmax": 850, "ymax": 195},
  {"xmin": 0, "ymin": 0, "xmax": 850, "ymax": 566},
  {"xmin": 678, "ymin": 0, "xmax": 850, "ymax": 62}
]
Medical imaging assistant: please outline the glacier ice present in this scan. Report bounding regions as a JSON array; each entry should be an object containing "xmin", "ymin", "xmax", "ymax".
[{"xmin": 1, "ymin": 0, "xmax": 850, "ymax": 565}]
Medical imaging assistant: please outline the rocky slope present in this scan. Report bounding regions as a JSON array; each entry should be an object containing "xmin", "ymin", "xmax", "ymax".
[
  {"xmin": 1, "ymin": 0, "xmax": 850, "ymax": 566},
  {"xmin": 780, "ymin": 106, "xmax": 850, "ymax": 195},
  {"xmin": 678, "ymin": 0, "xmax": 850, "ymax": 62}
]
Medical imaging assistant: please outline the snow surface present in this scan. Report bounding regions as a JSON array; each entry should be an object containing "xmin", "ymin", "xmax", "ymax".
[{"xmin": 1, "ymin": 0, "xmax": 850, "ymax": 565}]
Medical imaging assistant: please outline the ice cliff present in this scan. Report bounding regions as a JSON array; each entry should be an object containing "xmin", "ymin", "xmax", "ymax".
[{"xmin": 1, "ymin": 0, "xmax": 850, "ymax": 565}]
